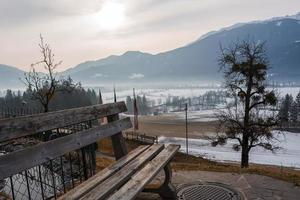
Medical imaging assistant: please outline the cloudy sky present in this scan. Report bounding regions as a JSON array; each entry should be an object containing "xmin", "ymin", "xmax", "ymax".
[{"xmin": 1, "ymin": 0, "xmax": 300, "ymax": 72}]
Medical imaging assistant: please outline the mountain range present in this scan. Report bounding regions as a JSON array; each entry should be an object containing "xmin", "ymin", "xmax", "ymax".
[
  {"xmin": 0, "ymin": 64, "xmax": 25, "ymax": 88},
  {"xmin": 2, "ymin": 13, "xmax": 300, "ymax": 88}
]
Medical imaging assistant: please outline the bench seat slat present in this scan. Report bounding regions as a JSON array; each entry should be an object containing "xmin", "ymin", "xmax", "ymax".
[
  {"xmin": 58, "ymin": 145, "xmax": 150, "ymax": 200},
  {"xmin": 0, "ymin": 102, "xmax": 127, "ymax": 142},
  {"xmin": 107, "ymin": 144, "xmax": 180, "ymax": 200},
  {"xmin": 0, "ymin": 117, "xmax": 132, "ymax": 180},
  {"xmin": 81, "ymin": 144, "xmax": 165, "ymax": 200}
]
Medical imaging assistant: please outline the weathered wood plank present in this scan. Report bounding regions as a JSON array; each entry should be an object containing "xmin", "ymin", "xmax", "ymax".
[
  {"xmin": 0, "ymin": 102, "xmax": 127, "ymax": 142},
  {"xmin": 107, "ymin": 145, "xmax": 180, "ymax": 200},
  {"xmin": 58, "ymin": 145, "xmax": 150, "ymax": 200},
  {"xmin": 81, "ymin": 144, "xmax": 164, "ymax": 200},
  {"xmin": 107, "ymin": 114, "xmax": 128, "ymax": 159},
  {"xmin": 0, "ymin": 118, "xmax": 132, "ymax": 180}
]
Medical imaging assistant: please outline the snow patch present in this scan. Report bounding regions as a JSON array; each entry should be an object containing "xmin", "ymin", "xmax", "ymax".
[
  {"xmin": 276, "ymin": 21, "xmax": 282, "ymax": 26},
  {"xmin": 159, "ymin": 131, "xmax": 300, "ymax": 168},
  {"xmin": 91, "ymin": 73, "xmax": 104, "ymax": 78},
  {"xmin": 129, "ymin": 73, "xmax": 145, "ymax": 79}
]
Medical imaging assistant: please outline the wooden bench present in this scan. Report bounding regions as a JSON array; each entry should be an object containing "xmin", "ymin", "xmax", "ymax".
[{"xmin": 0, "ymin": 102, "xmax": 179, "ymax": 200}]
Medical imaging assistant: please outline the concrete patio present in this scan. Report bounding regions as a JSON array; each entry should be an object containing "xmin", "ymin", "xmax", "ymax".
[{"xmin": 137, "ymin": 170, "xmax": 300, "ymax": 200}]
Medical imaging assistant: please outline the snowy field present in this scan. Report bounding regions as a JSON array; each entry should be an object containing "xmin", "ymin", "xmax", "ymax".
[
  {"xmin": 167, "ymin": 107, "xmax": 278, "ymax": 122},
  {"xmin": 1, "ymin": 86, "xmax": 299, "ymax": 101},
  {"xmin": 98, "ymin": 86, "xmax": 300, "ymax": 104},
  {"xmin": 100, "ymin": 87, "xmax": 221, "ymax": 103},
  {"xmin": 159, "ymin": 131, "xmax": 300, "ymax": 168},
  {"xmin": 276, "ymin": 87, "xmax": 300, "ymax": 98}
]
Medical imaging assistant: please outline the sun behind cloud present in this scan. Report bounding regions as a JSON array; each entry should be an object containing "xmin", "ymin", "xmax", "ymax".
[{"xmin": 97, "ymin": 1, "xmax": 126, "ymax": 31}]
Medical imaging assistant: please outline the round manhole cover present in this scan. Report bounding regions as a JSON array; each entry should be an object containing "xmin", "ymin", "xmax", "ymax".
[{"xmin": 177, "ymin": 183, "xmax": 242, "ymax": 200}]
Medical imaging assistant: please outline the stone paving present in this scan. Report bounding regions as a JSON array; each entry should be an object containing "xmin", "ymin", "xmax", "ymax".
[{"xmin": 137, "ymin": 170, "xmax": 300, "ymax": 200}]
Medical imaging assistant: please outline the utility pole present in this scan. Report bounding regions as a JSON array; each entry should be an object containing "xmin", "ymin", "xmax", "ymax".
[
  {"xmin": 185, "ymin": 103, "xmax": 188, "ymax": 155},
  {"xmin": 113, "ymin": 85, "xmax": 117, "ymax": 103}
]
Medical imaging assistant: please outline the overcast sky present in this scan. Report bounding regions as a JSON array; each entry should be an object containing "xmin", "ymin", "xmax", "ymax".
[{"xmin": 1, "ymin": 0, "xmax": 300, "ymax": 72}]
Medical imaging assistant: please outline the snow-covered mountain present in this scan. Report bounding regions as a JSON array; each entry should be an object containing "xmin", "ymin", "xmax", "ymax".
[
  {"xmin": 0, "ymin": 64, "xmax": 25, "ymax": 89},
  {"xmin": 64, "ymin": 14, "xmax": 300, "ymax": 84},
  {"xmin": 2, "ymin": 12, "xmax": 300, "ymax": 88}
]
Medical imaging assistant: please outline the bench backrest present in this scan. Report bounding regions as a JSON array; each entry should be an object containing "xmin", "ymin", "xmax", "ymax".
[{"xmin": 0, "ymin": 102, "xmax": 131, "ymax": 180}]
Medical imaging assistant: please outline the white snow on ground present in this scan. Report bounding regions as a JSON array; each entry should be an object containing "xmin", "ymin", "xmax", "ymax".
[
  {"xmin": 165, "ymin": 106, "xmax": 276, "ymax": 123},
  {"xmin": 100, "ymin": 88, "xmax": 221, "ymax": 103},
  {"xmin": 3, "ymin": 165, "xmax": 62, "ymax": 199},
  {"xmin": 159, "ymin": 131, "xmax": 300, "ymax": 168},
  {"xmin": 99, "ymin": 87, "xmax": 300, "ymax": 104},
  {"xmin": 275, "ymin": 87, "xmax": 300, "ymax": 98},
  {"xmin": 276, "ymin": 21, "xmax": 282, "ymax": 26}
]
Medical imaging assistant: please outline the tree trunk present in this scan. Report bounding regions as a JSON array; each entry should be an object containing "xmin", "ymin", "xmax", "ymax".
[
  {"xmin": 43, "ymin": 104, "xmax": 49, "ymax": 113},
  {"xmin": 241, "ymin": 136, "xmax": 249, "ymax": 168},
  {"xmin": 241, "ymin": 73, "xmax": 252, "ymax": 168}
]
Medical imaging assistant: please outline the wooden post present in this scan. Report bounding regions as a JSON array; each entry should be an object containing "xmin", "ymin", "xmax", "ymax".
[{"xmin": 107, "ymin": 114, "xmax": 128, "ymax": 160}]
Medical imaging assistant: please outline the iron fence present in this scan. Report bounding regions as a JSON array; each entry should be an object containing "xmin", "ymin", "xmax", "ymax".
[
  {"xmin": 0, "ymin": 120, "xmax": 98, "ymax": 200},
  {"xmin": 0, "ymin": 106, "xmax": 42, "ymax": 119}
]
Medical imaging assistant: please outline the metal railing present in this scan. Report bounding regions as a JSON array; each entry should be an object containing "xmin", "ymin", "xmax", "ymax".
[{"xmin": 0, "ymin": 120, "xmax": 97, "ymax": 200}]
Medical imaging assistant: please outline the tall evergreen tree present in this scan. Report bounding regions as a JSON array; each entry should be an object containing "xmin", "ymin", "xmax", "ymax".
[
  {"xmin": 295, "ymin": 91, "xmax": 300, "ymax": 125},
  {"xmin": 291, "ymin": 101, "xmax": 298, "ymax": 126},
  {"xmin": 278, "ymin": 94, "xmax": 293, "ymax": 127},
  {"xmin": 125, "ymin": 96, "xmax": 133, "ymax": 114},
  {"xmin": 98, "ymin": 89, "xmax": 103, "ymax": 104}
]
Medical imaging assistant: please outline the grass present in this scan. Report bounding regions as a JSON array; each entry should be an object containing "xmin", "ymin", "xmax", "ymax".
[
  {"xmin": 96, "ymin": 138, "xmax": 300, "ymax": 186},
  {"xmin": 172, "ymin": 152, "xmax": 300, "ymax": 186}
]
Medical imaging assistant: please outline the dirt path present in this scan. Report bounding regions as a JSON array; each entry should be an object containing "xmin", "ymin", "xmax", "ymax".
[{"xmin": 130, "ymin": 115, "xmax": 219, "ymax": 139}]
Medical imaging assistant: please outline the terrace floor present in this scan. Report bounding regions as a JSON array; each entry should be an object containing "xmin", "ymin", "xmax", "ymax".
[{"xmin": 136, "ymin": 170, "xmax": 300, "ymax": 200}]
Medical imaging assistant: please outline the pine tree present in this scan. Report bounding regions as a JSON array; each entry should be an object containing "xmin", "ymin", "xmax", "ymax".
[
  {"xmin": 278, "ymin": 94, "xmax": 293, "ymax": 127},
  {"xmin": 125, "ymin": 96, "xmax": 133, "ymax": 114},
  {"xmin": 291, "ymin": 101, "xmax": 298, "ymax": 126},
  {"xmin": 141, "ymin": 95, "xmax": 148, "ymax": 115},
  {"xmin": 295, "ymin": 91, "xmax": 300, "ymax": 125}
]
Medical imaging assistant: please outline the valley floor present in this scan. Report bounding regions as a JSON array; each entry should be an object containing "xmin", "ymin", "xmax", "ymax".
[
  {"xmin": 129, "ymin": 114, "xmax": 300, "ymax": 168},
  {"xmin": 134, "ymin": 114, "xmax": 218, "ymax": 139}
]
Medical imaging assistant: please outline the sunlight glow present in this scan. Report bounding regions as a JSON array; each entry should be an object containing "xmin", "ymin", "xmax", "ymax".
[{"xmin": 97, "ymin": 1, "xmax": 125, "ymax": 31}]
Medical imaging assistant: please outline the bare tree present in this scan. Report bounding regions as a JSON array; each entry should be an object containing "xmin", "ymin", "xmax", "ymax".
[
  {"xmin": 23, "ymin": 34, "xmax": 74, "ymax": 112},
  {"xmin": 213, "ymin": 40, "xmax": 279, "ymax": 168}
]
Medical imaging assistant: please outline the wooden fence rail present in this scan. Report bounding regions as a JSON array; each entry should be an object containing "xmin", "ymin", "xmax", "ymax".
[{"xmin": 124, "ymin": 131, "xmax": 158, "ymax": 144}]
